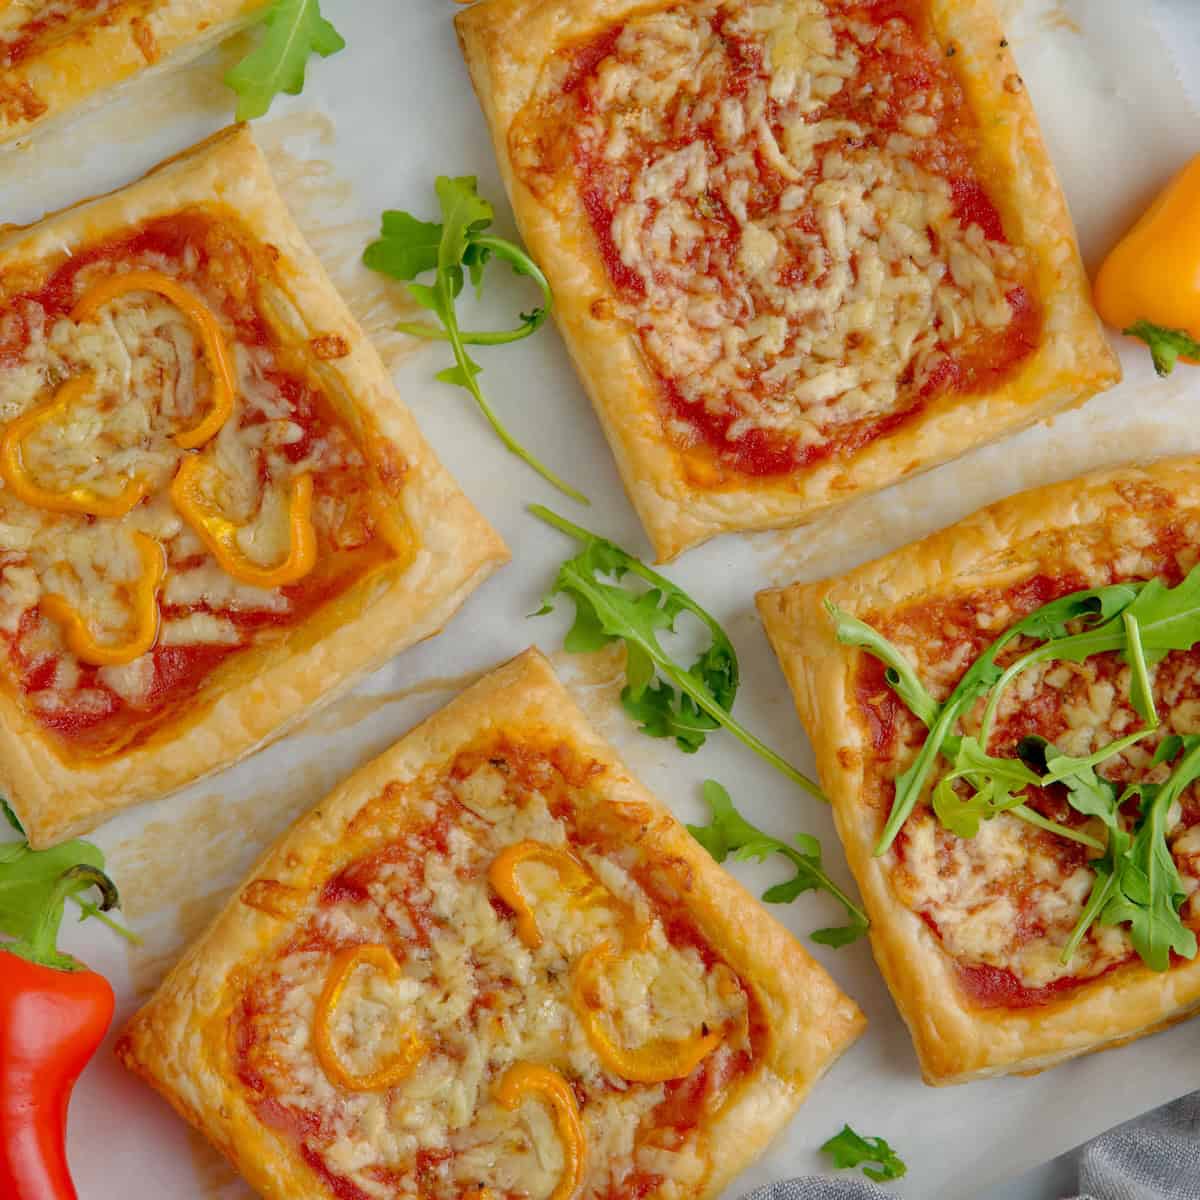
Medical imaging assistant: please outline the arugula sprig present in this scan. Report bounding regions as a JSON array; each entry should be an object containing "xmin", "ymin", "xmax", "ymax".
[
  {"xmin": 0, "ymin": 801, "xmax": 139, "ymax": 954},
  {"xmin": 534, "ymin": 507, "xmax": 822, "ymax": 797},
  {"xmin": 225, "ymin": 0, "xmax": 345, "ymax": 121},
  {"xmin": 1061, "ymin": 736, "xmax": 1200, "ymax": 970},
  {"xmin": 365, "ymin": 178, "xmax": 585, "ymax": 503},
  {"xmin": 820, "ymin": 1125, "xmax": 907, "ymax": 1183},
  {"xmin": 688, "ymin": 781, "xmax": 868, "ymax": 946},
  {"xmin": 1125, "ymin": 320, "xmax": 1200, "ymax": 378},
  {"xmin": 832, "ymin": 566, "xmax": 1200, "ymax": 858}
]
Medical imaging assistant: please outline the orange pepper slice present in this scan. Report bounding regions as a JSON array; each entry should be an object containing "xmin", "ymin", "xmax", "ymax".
[
  {"xmin": 312, "ymin": 944, "xmax": 426, "ymax": 1092},
  {"xmin": 41, "ymin": 531, "xmax": 164, "ymax": 666},
  {"xmin": 170, "ymin": 454, "xmax": 317, "ymax": 588},
  {"xmin": 488, "ymin": 841, "xmax": 611, "ymax": 950},
  {"xmin": 494, "ymin": 1063, "xmax": 586, "ymax": 1200},
  {"xmin": 71, "ymin": 270, "xmax": 236, "ymax": 450},
  {"xmin": 572, "ymin": 941, "xmax": 723, "ymax": 1084},
  {"xmin": 0, "ymin": 374, "xmax": 150, "ymax": 517}
]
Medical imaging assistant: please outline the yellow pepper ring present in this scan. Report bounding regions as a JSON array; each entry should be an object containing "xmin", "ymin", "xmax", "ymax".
[
  {"xmin": 41, "ymin": 531, "xmax": 165, "ymax": 667},
  {"xmin": 488, "ymin": 841, "xmax": 608, "ymax": 950},
  {"xmin": 572, "ymin": 941, "xmax": 723, "ymax": 1084},
  {"xmin": 71, "ymin": 270, "xmax": 236, "ymax": 450},
  {"xmin": 494, "ymin": 1062, "xmax": 586, "ymax": 1200},
  {"xmin": 170, "ymin": 455, "xmax": 317, "ymax": 588},
  {"xmin": 312, "ymin": 944, "xmax": 426, "ymax": 1093},
  {"xmin": 0, "ymin": 374, "xmax": 151, "ymax": 518}
]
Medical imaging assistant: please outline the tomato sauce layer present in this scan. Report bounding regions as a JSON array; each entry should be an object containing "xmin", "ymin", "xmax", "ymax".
[
  {"xmin": 515, "ymin": 0, "xmax": 1040, "ymax": 481},
  {"xmin": 231, "ymin": 738, "xmax": 759, "ymax": 1200},
  {"xmin": 857, "ymin": 509, "xmax": 1200, "ymax": 1006},
  {"xmin": 0, "ymin": 210, "xmax": 401, "ymax": 757}
]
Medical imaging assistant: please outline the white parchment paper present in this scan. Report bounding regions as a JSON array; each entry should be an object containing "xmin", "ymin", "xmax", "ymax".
[{"xmin": 10, "ymin": 2, "xmax": 1198, "ymax": 1196}]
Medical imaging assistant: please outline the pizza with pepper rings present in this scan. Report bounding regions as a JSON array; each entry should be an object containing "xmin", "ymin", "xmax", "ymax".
[
  {"xmin": 0, "ymin": 125, "xmax": 508, "ymax": 848},
  {"xmin": 455, "ymin": 0, "xmax": 1119, "ymax": 561},
  {"xmin": 117, "ymin": 648, "xmax": 864, "ymax": 1200},
  {"xmin": 758, "ymin": 458, "xmax": 1200, "ymax": 1084},
  {"xmin": 0, "ymin": 0, "xmax": 269, "ymax": 144}
]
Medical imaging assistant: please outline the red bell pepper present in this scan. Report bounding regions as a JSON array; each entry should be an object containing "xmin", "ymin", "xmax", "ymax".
[{"xmin": 0, "ymin": 805, "xmax": 129, "ymax": 1200}]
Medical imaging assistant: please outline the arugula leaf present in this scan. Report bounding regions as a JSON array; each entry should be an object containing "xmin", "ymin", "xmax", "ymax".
[
  {"xmin": 0, "ymin": 800, "xmax": 138, "ymax": 955},
  {"xmin": 828, "ymin": 602, "xmax": 938, "ymax": 727},
  {"xmin": 1017, "ymin": 729, "xmax": 1155, "ymax": 828},
  {"xmin": 688, "ymin": 781, "xmax": 868, "ymax": 946},
  {"xmin": 225, "ymin": 0, "xmax": 345, "ymax": 121},
  {"xmin": 534, "ymin": 507, "xmax": 822, "ymax": 796},
  {"xmin": 1124, "ymin": 320, "xmax": 1200, "ymax": 378},
  {"xmin": 1123, "ymin": 612, "xmax": 1159, "ymax": 727},
  {"xmin": 365, "ymin": 178, "xmax": 583, "ymax": 502},
  {"xmin": 1100, "ymin": 740, "xmax": 1200, "ymax": 971},
  {"xmin": 869, "ymin": 570, "xmax": 1200, "ymax": 855},
  {"xmin": 820, "ymin": 1125, "xmax": 907, "ymax": 1182},
  {"xmin": 927, "ymin": 737, "xmax": 1102, "ymax": 848},
  {"xmin": 1061, "ymin": 825, "xmax": 1129, "ymax": 965}
]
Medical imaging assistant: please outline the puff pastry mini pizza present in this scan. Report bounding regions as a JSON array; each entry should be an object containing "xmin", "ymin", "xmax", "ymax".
[
  {"xmin": 758, "ymin": 459, "xmax": 1200, "ymax": 1084},
  {"xmin": 456, "ymin": 0, "xmax": 1119, "ymax": 561},
  {"xmin": 0, "ymin": 1, "xmax": 269, "ymax": 144},
  {"xmin": 117, "ymin": 648, "xmax": 864, "ymax": 1200},
  {"xmin": 0, "ymin": 125, "xmax": 508, "ymax": 848}
]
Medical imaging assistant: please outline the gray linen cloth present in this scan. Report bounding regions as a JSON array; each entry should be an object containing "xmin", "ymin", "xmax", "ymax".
[{"xmin": 741, "ymin": 1094, "xmax": 1200, "ymax": 1199}]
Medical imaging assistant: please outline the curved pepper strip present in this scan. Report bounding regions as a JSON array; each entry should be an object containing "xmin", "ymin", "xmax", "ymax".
[
  {"xmin": 0, "ymin": 374, "xmax": 151, "ymax": 518},
  {"xmin": 494, "ymin": 1062, "xmax": 586, "ymax": 1200},
  {"xmin": 1094, "ymin": 153, "xmax": 1200, "ymax": 375},
  {"xmin": 572, "ymin": 941, "xmax": 722, "ymax": 1084},
  {"xmin": 170, "ymin": 455, "xmax": 317, "ymax": 588},
  {"xmin": 41, "ymin": 532, "xmax": 164, "ymax": 667},
  {"xmin": 71, "ymin": 270, "xmax": 236, "ymax": 449},
  {"xmin": 312, "ymin": 944, "xmax": 425, "ymax": 1092},
  {"xmin": 488, "ymin": 841, "xmax": 610, "ymax": 950}
]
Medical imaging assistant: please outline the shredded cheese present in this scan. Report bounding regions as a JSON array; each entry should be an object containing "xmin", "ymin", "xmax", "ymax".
[
  {"xmin": 234, "ymin": 755, "xmax": 749, "ymax": 1199},
  {"xmin": 516, "ymin": 0, "xmax": 1034, "ymax": 471}
]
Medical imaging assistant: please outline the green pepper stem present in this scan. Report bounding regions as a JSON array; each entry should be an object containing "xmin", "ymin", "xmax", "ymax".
[{"xmin": 25, "ymin": 865, "xmax": 119, "ymax": 971}]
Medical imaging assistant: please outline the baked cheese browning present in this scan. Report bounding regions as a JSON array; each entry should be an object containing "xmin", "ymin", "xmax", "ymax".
[
  {"xmin": 855, "ymin": 507, "xmax": 1200, "ymax": 1005},
  {"xmin": 511, "ymin": 0, "xmax": 1039, "ymax": 482},
  {"xmin": 0, "ymin": 0, "xmax": 135, "ymax": 68},
  {"xmin": 0, "ymin": 209, "xmax": 408, "ymax": 756},
  {"xmin": 230, "ymin": 737, "xmax": 757, "ymax": 1200}
]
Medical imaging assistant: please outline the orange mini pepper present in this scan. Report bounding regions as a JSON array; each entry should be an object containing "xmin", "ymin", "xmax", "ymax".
[
  {"xmin": 71, "ymin": 270, "xmax": 236, "ymax": 449},
  {"xmin": 488, "ymin": 841, "xmax": 611, "ymax": 950},
  {"xmin": 170, "ymin": 455, "xmax": 317, "ymax": 588},
  {"xmin": 572, "ymin": 941, "xmax": 722, "ymax": 1084},
  {"xmin": 312, "ymin": 944, "xmax": 425, "ymax": 1093},
  {"xmin": 494, "ymin": 1062, "xmax": 586, "ymax": 1200},
  {"xmin": 41, "ymin": 532, "xmax": 164, "ymax": 667},
  {"xmin": 0, "ymin": 375, "xmax": 150, "ymax": 518},
  {"xmin": 1094, "ymin": 153, "xmax": 1200, "ymax": 376}
]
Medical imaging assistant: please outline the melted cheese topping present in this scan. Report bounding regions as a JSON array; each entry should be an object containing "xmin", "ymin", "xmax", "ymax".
[
  {"xmin": 0, "ymin": 213, "xmax": 397, "ymax": 753},
  {"xmin": 514, "ymin": 0, "xmax": 1037, "ymax": 477},
  {"xmin": 234, "ymin": 747, "xmax": 751, "ymax": 1200},
  {"xmin": 861, "ymin": 506, "xmax": 1200, "ymax": 994}
]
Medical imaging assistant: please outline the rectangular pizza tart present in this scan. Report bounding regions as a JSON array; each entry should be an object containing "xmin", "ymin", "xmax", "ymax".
[
  {"xmin": 456, "ymin": 0, "xmax": 1119, "ymax": 561},
  {"xmin": 0, "ymin": 124, "xmax": 508, "ymax": 848},
  {"xmin": 0, "ymin": 0, "xmax": 268, "ymax": 145},
  {"xmin": 758, "ymin": 458, "xmax": 1200, "ymax": 1084},
  {"xmin": 117, "ymin": 648, "xmax": 865, "ymax": 1200}
]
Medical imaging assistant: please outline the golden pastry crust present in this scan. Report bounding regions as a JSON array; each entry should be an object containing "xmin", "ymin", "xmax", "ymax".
[
  {"xmin": 117, "ymin": 648, "xmax": 865, "ymax": 1200},
  {"xmin": 0, "ymin": 125, "xmax": 508, "ymax": 848},
  {"xmin": 0, "ymin": 0, "xmax": 269, "ymax": 145},
  {"xmin": 757, "ymin": 458, "xmax": 1200, "ymax": 1085},
  {"xmin": 455, "ymin": 0, "xmax": 1119, "ymax": 561}
]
